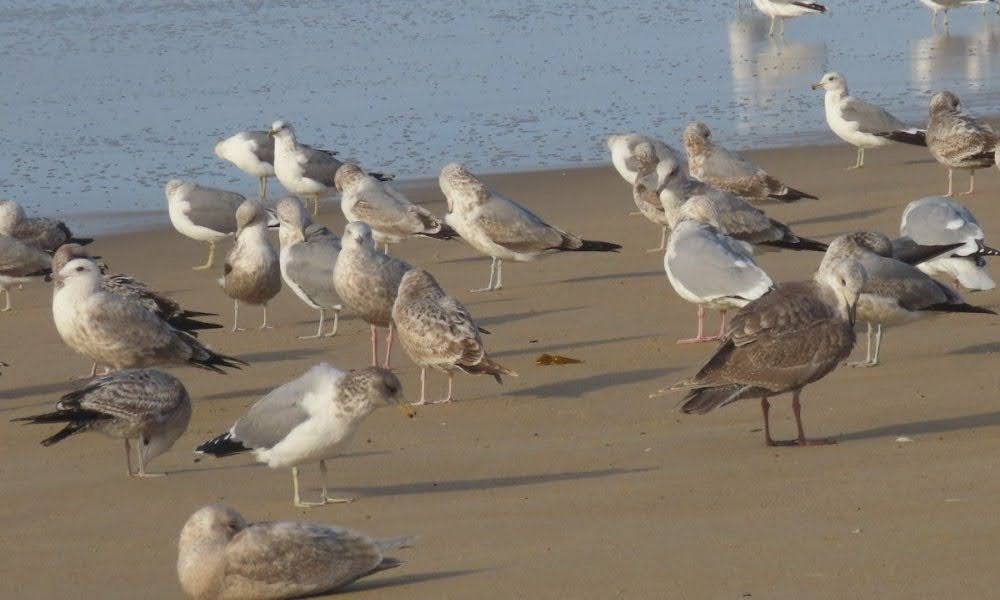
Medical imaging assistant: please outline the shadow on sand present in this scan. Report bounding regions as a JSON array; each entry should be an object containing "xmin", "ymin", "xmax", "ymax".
[
  {"xmin": 509, "ymin": 367, "xmax": 673, "ymax": 398},
  {"xmin": 839, "ymin": 410, "xmax": 1000, "ymax": 442}
]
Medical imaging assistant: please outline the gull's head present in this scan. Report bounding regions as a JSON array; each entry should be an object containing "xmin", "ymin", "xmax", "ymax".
[
  {"xmin": 929, "ymin": 91, "xmax": 960, "ymax": 115},
  {"xmin": 268, "ymin": 120, "xmax": 293, "ymax": 139},
  {"xmin": 632, "ymin": 142, "xmax": 659, "ymax": 176},
  {"xmin": 812, "ymin": 71, "xmax": 846, "ymax": 92},
  {"xmin": 677, "ymin": 195, "xmax": 721, "ymax": 228},
  {"xmin": 180, "ymin": 504, "xmax": 246, "ymax": 547},
  {"xmin": 655, "ymin": 157, "xmax": 683, "ymax": 189},
  {"xmin": 275, "ymin": 197, "xmax": 308, "ymax": 242},
  {"xmin": 52, "ymin": 243, "xmax": 91, "ymax": 275},
  {"xmin": 683, "ymin": 121, "xmax": 712, "ymax": 148},
  {"xmin": 164, "ymin": 179, "xmax": 189, "ymax": 201},
  {"xmin": 234, "ymin": 199, "xmax": 264, "ymax": 235},
  {"xmin": 334, "ymin": 163, "xmax": 366, "ymax": 192},
  {"xmin": 0, "ymin": 199, "xmax": 25, "ymax": 233},
  {"xmin": 344, "ymin": 367, "xmax": 412, "ymax": 417},
  {"xmin": 398, "ymin": 268, "xmax": 442, "ymax": 301},
  {"xmin": 56, "ymin": 256, "xmax": 100, "ymax": 289},
  {"xmin": 343, "ymin": 221, "xmax": 375, "ymax": 250},
  {"xmin": 817, "ymin": 258, "xmax": 867, "ymax": 326}
]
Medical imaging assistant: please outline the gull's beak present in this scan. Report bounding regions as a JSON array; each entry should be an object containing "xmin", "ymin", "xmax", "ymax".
[
  {"xmin": 391, "ymin": 394, "xmax": 416, "ymax": 418},
  {"xmin": 811, "ymin": 82, "xmax": 823, "ymax": 90},
  {"xmin": 848, "ymin": 298, "xmax": 858, "ymax": 327}
]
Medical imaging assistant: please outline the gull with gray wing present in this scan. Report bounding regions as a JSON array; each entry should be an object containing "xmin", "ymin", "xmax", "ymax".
[
  {"xmin": 214, "ymin": 130, "xmax": 275, "ymax": 200},
  {"xmin": 751, "ymin": 0, "xmax": 827, "ymax": 36},
  {"xmin": 0, "ymin": 199, "xmax": 92, "ymax": 251},
  {"xmin": 606, "ymin": 132, "xmax": 686, "ymax": 186},
  {"xmin": 166, "ymin": 180, "xmax": 245, "ymax": 270}
]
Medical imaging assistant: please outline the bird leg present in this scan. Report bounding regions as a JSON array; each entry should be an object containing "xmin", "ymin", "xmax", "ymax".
[
  {"xmin": 646, "ymin": 226, "xmax": 668, "ymax": 253},
  {"xmin": 850, "ymin": 323, "xmax": 881, "ymax": 368},
  {"xmin": 258, "ymin": 176, "xmax": 268, "ymax": 201},
  {"xmin": 258, "ymin": 304, "xmax": 272, "ymax": 329},
  {"xmin": 383, "ymin": 243, "xmax": 391, "ymax": 255},
  {"xmin": 232, "ymin": 300, "xmax": 245, "ymax": 332},
  {"xmin": 325, "ymin": 308, "xmax": 340, "ymax": 337},
  {"xmin": 311, "ymin": 197, "xmax": 320, "ymax": 217},
  {"xmin": 848, "ymin": 147, "xmax": 865, "ymax": 170},
  {"xmin": 413, "ymin": 367, "xmax": 428, "ymax": 405},
  {"xmin": 677, "ymin": 305, "xmax": 721, "ymax": 344},
  {"xmin": 761, "ymin": 397, "xmax": 777, "ymax": 446},
  {"xmin": 370, "ymin": 324, "xmax": 379, "ymax": 366},
  {"xmin": 768, "ymin": 15, "xmax": 776, "ymax": 36},
  {"xmin": 299, "ymin": 308, "xmax": 326, "ymax": 339},
  {"xmin": 124, "ymin": 439, "xmax": 134, "ymax": 477},
  {"xmin": 495, "ymin": 258, "xmax": 504, "ymax": 290},
  {"xmin": 717, "ymin": 310, "xmax": 728, "ymax": 338},
  {"xmin": 791, "ymin": 390, "xmax": 836, "ymax": 446},
  {"xmin": 440, "ymin": 372, "xmax": 455, "ymax": 403},
  {"xmin": 1, "ymin": 289, "xmax": 10, "ymax": 312},
  {"xmin": 384, "ymin": 322, "xmax": 394, "ymax": 368},
  {"xmin": 961, "ymin": 170, "xmax": 976, "ymax": 196},
  {"xmin": 946, "ymin": 168, "xmax": 955, "ymax": 197},
  {"xmin": 132, "ymin": 440, "xmax": 165, "ymax": 478},
  {"xmin": 318, "ymin": 460, "xmax": 352, "ymax": 504},
  {"xmin": 471, "ymin": 257, "xmax": 499, "ymax": 293},
  {"xmin": 780, "ymin": 16, "xmax": 786, "ymax": 36},
  {"xmin": 193, "ymin": 241, "xmax": 216, "ymax": 271}
]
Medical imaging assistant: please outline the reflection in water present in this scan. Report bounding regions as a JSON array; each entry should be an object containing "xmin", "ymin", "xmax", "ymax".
[
  {"xmin": 727, "ymin": 14, "xmax": 828, "ymax": 140},
  {"xmin": 911, "ymin": 20, "xmax": 1000, "ymax": 85}
]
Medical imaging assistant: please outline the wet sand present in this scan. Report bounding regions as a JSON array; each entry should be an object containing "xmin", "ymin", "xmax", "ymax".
[{"xmin": 3, "ymin": 140, "xmax": 1000, "ymax": 598}]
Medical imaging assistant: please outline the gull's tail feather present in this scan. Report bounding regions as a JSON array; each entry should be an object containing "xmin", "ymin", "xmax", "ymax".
[
  {"xmin": 369, "ymin": 171, "xmax": 394, "ymax": 182},
  {"xmin": 567, "ymin": 239, "xmax": 623, "ymax": 252},
  {"xmin": 770, "ymin": 186, "xmax": 818, "ymax": 202},
  {"xmin": 921, "ymin": 302, "xmax": 996, "ymax": 315},
  {"xmin": 679, "ymin": 385, "xmax": 750, "ymax": 414},
  {"xmin": 420, "ymin": 222, "xmax": 460, "ymax": 241},
  {"xmin": 11, "ymin": 407, "xmax": 109, "ymax": 446},
  {"xmin": 875, "ymin": 129, "xmax": 927, "ymax": 146},
  {"xmin": 463, "ymin": 358, "xmax": 518, "ymax": 384},
  {"xmin": 975, "ymin": 242, "xmax": 1000, "ymax": 257},
  {"xmin": 194, "ymin": 431, "xmax": 248, "ymax": 457},
  {"xmin": 791, "ymin": 1, "xmax": 827, "ymax": 13}
]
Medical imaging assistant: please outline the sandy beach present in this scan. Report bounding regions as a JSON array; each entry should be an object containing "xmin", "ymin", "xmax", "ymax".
[{"xmin": 4, "ymin": 140, "xmax": 1000, "ymax": 598}]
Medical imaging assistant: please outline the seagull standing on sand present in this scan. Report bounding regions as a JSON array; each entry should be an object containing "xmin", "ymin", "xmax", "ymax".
[
  {"xmin": 214, "ymin": 130, "xmax": 275, "ymax": 200},
  {"xmin": 269, "ymin": 120, "xmax": 343, "ymax": 217},
  {"xmin": 926, "ymin": 91, "xmax": 997, "ymax": 196},
  {"xmin": 178, "ymin": 504, "xmax": 413, "ymax": 600},
  {"xmin": 275, "ymin": 197, "xmax": 343, "ymax": 339},
  {"xmin": 194, "ymin": 364, "xmax": 413, "ymax": 507},
  {"xmin": 629, "ymin": 143, "xmax": 676, "ymax": 252},
  {"xmin": 664, "ymin": 197, "xmax": 774, "ymax": 344},
  {"xmin": 393, "ymin": 269, "xmax": 517, "ymax": 404},
  {"xmin": 12, "ymin": 369, "xmax": 191, "ymax": 478},
  {"xmin": 656, "ymin": 258, "xmax": 867, "ymax": 447},
  {"xmin": 166, "ymin": 180, "xmax": 245, "ymax": 270},
  {"xmin": 0, "ymin": 199, "xmax": 92, "ymax": 251},
  {"xmin": 220, "ymin": 199, "xmax": 281, "ymax": 332},
  {"xmin": 811, "ymin": 72, "xmax": 928, "ymax": 169},
  {"xmin": 333, "ymin": 222, "xmax": 411, "ymax": 367},
  {"xmin": 751, "ymin": 0, "xmax": 826, "ymax": 36},
  {"xmin": 606, "ymin": 133, "xmax": 686, "ymax": 185},
  {"xmin": 0, "ymin": 234, "xmax": 51, "ymax": 311},
  {"xmin": 335, "ymin": 163, "xmax": 457, "ymax": 254},
  {"xmin": 683, "ymin": 121, "xmax": 818, "ymax": 203},
  {"xmin": 825, "ymin": 232, "xmax": 995, "ymax": 367},
  {"xmin": 439, "ymin": 163, "xmax": 622, "ymax": 292},
  {"xmin": 52, "ymin": 256, "xmax": 244, "ymax": 372},
  {"xmin": 898, "ymin": 196, "xmax": 999, "ymax": 291}
]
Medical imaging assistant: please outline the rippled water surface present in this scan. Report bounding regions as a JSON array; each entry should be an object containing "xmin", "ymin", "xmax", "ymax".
[{"xmin": 3, "ymin": 0, "xmax": 1000, "ymax": 227}]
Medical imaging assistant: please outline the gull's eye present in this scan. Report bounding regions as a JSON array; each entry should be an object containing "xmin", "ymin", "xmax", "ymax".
[{"xmin": 75, "ymin": 266, "xmax": 85, "ymax": 272}]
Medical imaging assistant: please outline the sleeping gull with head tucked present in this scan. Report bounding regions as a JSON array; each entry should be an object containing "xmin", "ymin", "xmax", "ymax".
[
  {"xmin": 13, "ymin": 369, "xmax": 191, "ymax": 477},
  {"xmin": 656, "ymin": 257, "xmax": 866, "ymax": 447},
  {"xmin": 335, "ymin": 163, "xmax": 457, "ymax": 254},
  {"xmin": 393, "ymin": 268, "xmax": 517, "ymax": 404},
  {"xmin": 439, "ymin": 162, "xmax": 622, "ymax": 292},
  {"xmin": 214, "ymin": 130, "xmax": 275, "ymax": 200},
  {"xmin": 178, "ymin": 504, "xmax": 413, "ymax": 600},
  {"xmin": 220, "ymin": 199, "xmax": 281, "ymax": 332},
  {"xmin": 811, "ymin": 72, "xmax": 927, "ymax": 169},
  {"xmin": 606, "ymin": 133, "xmax": 686, "ymax": 186},
  {"xmin": 195, "ymin": 364, "xmax": 413, "ymax": 507},
  {"xmin": 275, "ymin": 197, "xmax": 343, "ymax": 339},
  {"xmin": 926, "ymin": 90, "xmax": 997, "ymax": 196},
  {"xmin": 0, "ymin": 198, "xmax": 92, "ymax": 251},
  {"xmin": 166, "ymin": 180, "xmax": 245, "ymax": 270},
  {"xmin": 664, "ymin": 196, "xmax": 774, "ymax": 344}
]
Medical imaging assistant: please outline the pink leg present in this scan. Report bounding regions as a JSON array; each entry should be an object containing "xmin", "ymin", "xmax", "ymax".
[
  {"xmin": 761, "ymin": 397, "xmax": 777, "ymax": 447},
  {"xmin": 370, "ymin": 324, "xmax": 378, "ymax": 367},
  {"xmin": 676, "ymin": 305, "xmax": 721, "ymax": 344},
  {"xmin": 717, "ymin": 310, "xmax": 728, "ymax": 338},
  {"xmin": 791, "ymin": 390, "xmax": 836, "ymax": 446},
  {"xmin": 440, "ymin": 372, "xmax": 454, "ymax": 403},
  {"xmin": 383, "ymin": 322, "xmax": 394, "ymax": 368}
]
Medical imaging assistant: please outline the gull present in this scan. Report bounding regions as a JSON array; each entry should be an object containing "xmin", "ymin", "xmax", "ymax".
[
  {"xmin": 664, "ymin": 197, "xmax": 774, "ymax": 344},
  {"xmin": 629, "ymin": 143, "xmax": 676, "ymax": 251},
  {"xmin": 269, "ymin": 121, "xmax": 392, "ymax": 217},
  {"xmin": 638, "ymin": 152, "xmax": 827, "ymax": 254},
  {"xmin": 393, "ymin": 269, "xmax": 517, "ymax": 404},
  {"xmin": 751, "ymin": 0, "xmax": 827, "ymax": 36},
  {"xmin": 439, "ymin": 163, "xmax": 622, "ymax": 292},
  {"xmin": 811, "ymin": 72, "xmax": 927, "ymax": 169},
  {"xmin": 921, "ymin": 0, "xmax": 992, "ymax": 29},
  {"xmin": 926, "ymin": 91, "xmax": 997, "ymax": 196},
  {"xmin": 178, "ymin": 504, "xmax": 412, "ymax": 600},
  {"xmin": 52, "ymin": 256, "xmax": 245, "ymax": 372},
  {"xmin": 0, "ymin": 198, "xmax": 92, "ymax": 251},
  {"xmin": 606, "ymin": 133, "xmax": 686, "ymax": 186},
  {"xmin": 655, "ymin": 258, "xmax": 867, "ymax": 447},
  {"xmin": 220, "ymin": 199, "xmax": 281, "ymax": 332},
  {"xmin": 333, "ymin": 222, "xmax": 411, "ymax": 367},
  {"xmin": 684, "ymin": 121, "xmax": 818, "ymax": 203},
  {"xmin": 0, "ymin": 234, "xmax": 51, "ymax": 311},
  {"xmin": 825, "ymin": 232, "xmax": 994, "ymax": 367},
  {"xmin": 214, "ymin": 130, "xmax": 274, "ymax": 200},
  {"xmin": 166, "ymin": 180, "xmax": 245, "ymax": 270},
  {"xmin": 194, "ymin": 364, "xmax": 413, "ymax": 507},
  {"xmin": 275, "ymin": 197, "xmax": 343, "ymax": 339},
  {"xmin": 335, "ymin": 163, "xmax": 457, "ymax": 254},
  {"xmin": 12, "ymin": 369, "xmax": 191, "ymax": 478},
  {"xmin": 898, "ymin": 196, "xmax": 1000, "ymax": 290}
]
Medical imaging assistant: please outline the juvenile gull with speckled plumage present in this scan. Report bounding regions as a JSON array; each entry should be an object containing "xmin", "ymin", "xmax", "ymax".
[
  {"xmin": 166, "ymin": 180, "xmax": 245, "ymax": 270},
  {"xmin": 13, "ymin": 369, "xmax": 191, "ymax": 477},
  {"xmin": 177, "ymin": 504, "xmax": 413, "ymax": 600},
  {"xmin": 0, "ymin": 198, "xmax": 92, "ymax": 251},
  {"xmin": 220, "ymin": 199, "xmax": 281, "ymax": 332},
  {"xmin": 393, "ymin": 268, "xmax": 516, "ymax": 404},
  {"xmin": 194, "ymin": 364, "xmax": 413, "ymax": 507},
  {"xmin": 925, "ymin": 91, "xmax": 997, "ymax": 196}
]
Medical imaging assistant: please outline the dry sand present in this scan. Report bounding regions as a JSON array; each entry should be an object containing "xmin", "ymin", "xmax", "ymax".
[{"xmin": 3, "ymin": 141, "xmax": 1000, "ymax": 599}]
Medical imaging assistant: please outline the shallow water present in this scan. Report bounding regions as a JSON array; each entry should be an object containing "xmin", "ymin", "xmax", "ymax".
[{"xmin": 2, "ymin": 0, "xmax": 999, "ymax": 230}]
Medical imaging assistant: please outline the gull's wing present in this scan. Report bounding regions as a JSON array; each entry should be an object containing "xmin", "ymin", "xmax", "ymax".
[
  {"xmin": 473, "ymin": 193, "xmax": 566, "ymax": 253},
  {"xmin": 841, "ymin": 96, "xmax": 908, "ymax": 133}
]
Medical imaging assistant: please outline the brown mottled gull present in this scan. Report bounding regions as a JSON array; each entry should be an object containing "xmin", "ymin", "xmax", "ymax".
[
  {"xmin": 439, "ymin": 162, "xmax": 622, "ymax": 292},
  {"xmin": 333, "ymin": 222, "xmax": 412, "ymax": 367},
  {"xmin": 195, "ymin": 365, "xmax": 413, "ymax": 507},
  {"xmin": 656, "ymin": 257, "xmax": 867, "ymax": 446},
  {"xmin": 926, "ymin": 90, "xmax": 997, "ymax": 196},
  {"xmin": 629, "ymin": 142, "xmax": 674, "ymax": 252},
  {"xmin": 664, "ymin": 197, "xmax": 774, "ymax": 344},
  {"xmin": 335, "ymin": 163, "xmax": 457, "ymax": 254},
  {"xmin": 683, "ymin": 121, "xmax": 817, "ymax": 203},
  {"xmin": 0, "ymin": 198, "xmax": 93, "ymax": 251},
  {"xmin": 12, "ymin": 369, "xmax": 191, "ymax": 477},
  {"xmin": 220, "ymin": 199, "xmax": 281, "ymax": 331},
  {"xmin": 393, "ymin": 269, "xmax": 517, "ymax": 404},
  {"xmin": 823, "ymin": 231, "xmax": 994, "ymax": 367},
  {"xmin": 0, "ymin": 233, "xmax": 51, "ymax": 311},
  {"xmin": 178, "ymin": 504, "xmax": 413, "ymax": 600},
  {"xmin": 52, "ymin": 256, "xmax": 244, "ymax": 373},
  {"xmin": 166, "ymin": 179, "xmax": 246, "ymax": 270}
]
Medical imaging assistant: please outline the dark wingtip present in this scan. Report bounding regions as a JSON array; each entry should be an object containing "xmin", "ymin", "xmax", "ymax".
[
  {"xmin": 195, "ymin": 432, "xmax": 248, "ymax": 457},
  {"xmin": 922, "ymin": 302, "xmax": 996, "ymax": 315},
  {"xmin": 763, "ymin": 237, "xmax": 828, "ymax": 252},
  {"xmin": 193, "ymin": 352, "xmax": 248, "ymax": 374},
  {"xmin": 573, "ymin": 239, "xmax": 623, "ymax": 252},
  {"xmin": 771, "ymin": 187, "xmax": 818, "ymax": 202},
  {"xmin": 875, "ymin": 129, "xmax": 927, "ymax": 147},
  {"xmin": 69, "ymin": 237, "xmax": 95, "ymax": 246},
  {"xmin": 421, "ymin": 223, "xmax": 460, "ymax": 241},
  {"xmin": 368, "ymin": 171, "xmax": 395, "ymax": 182}
]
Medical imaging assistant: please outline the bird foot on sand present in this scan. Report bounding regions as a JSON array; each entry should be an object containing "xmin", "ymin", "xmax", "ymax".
[
  {"xmin": 848, "ymin": 360, "xmax": 878, "ymax": 368},
  {"xmin": 675, "ymin": 336, "xmax": 720, "ymax": 344}
]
